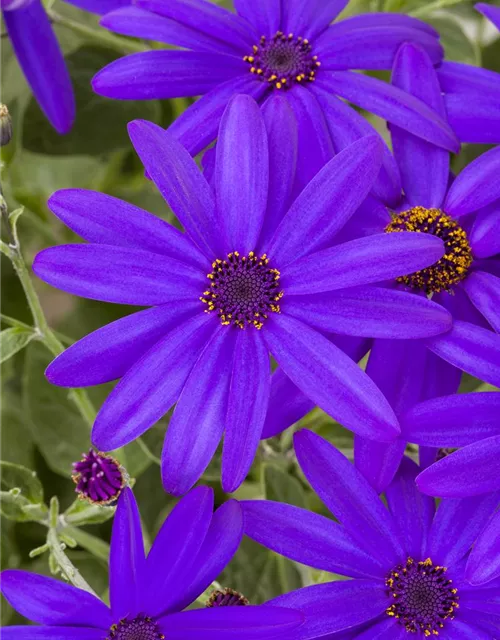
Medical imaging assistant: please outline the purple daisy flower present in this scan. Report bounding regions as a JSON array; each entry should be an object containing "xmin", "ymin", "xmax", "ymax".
[
  {"xmin": 241, "ymin": 429, "xmax": 500, "ymax": 638},
  {"xmin": 32, "ymin": 94, "xmax": 452, "ymax": 496},
  {"xmin": 2, "ymin": 0, "xmax": 75, "ymax": 133},
  {"xmin": 1, "ymin": 486, "xmax": 305, "ymax": 638},
  {"xmin": 262, "ymin": 42, "xmax": 500, "ymax": 493},
  {"xmin": 76, "ymin": 0, "xmax": 461, "ymax": 160}
]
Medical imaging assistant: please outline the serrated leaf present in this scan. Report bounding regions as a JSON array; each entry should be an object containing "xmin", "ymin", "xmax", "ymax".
[
  {"xmin": 64, "ymin": 498, "xmax": 116, "ymax": 526},
  {"xmin": 0, "ymin": 327, "xmax": 36, "ymax": 363}
]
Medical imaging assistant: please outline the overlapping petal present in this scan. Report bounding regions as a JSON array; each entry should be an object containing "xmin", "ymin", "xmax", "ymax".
[{"xmin": 466, "ymin": 510, "xmax": 500, "ymax": 586}]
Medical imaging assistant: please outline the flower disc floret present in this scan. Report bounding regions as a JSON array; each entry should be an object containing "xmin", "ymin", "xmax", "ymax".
[
  {"xmin": 385, "ymin": 557, "xmax": 459, "ymax": 635},
  {"xmin": 385, "ymin": 207, "xmax": 473, "ymax": 294},
  {"xmin": 72, "ymin": 449, "xmax": 126, "ymax": 505},
  {"xmin": 244, "ymin": 32, "xmax": 321, "ymax": 89},
  {"xmin": 207, "ymin": 588, "xmax": 249, "ymax": 607},
  {"xmin": 107, "ymin": 615, "xmax": 164, "ymax": 640},
  {"xmin": 200, "ymin": 251, "xmax": 283, "ymax": 329}
]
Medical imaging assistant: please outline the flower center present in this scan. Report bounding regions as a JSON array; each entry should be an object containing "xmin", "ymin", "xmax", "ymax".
[
  {"xmin": 386, "ymin": 557, "xmax": 459, "ymax": 635},
  {"xmin": 385, "ymin": 207, "xmax": 473, "ymax": 294},
  {"xmin": 72, "ymin": 449, "xmax": 126, "ymax": 505},
  {"xmin": 200, "ymin": 251, "xmax": 283, "ymax": 329},
  {"xmin": 107, "ymin": 616, "xmax": 164, "ymax": 640},
  {"xmin": 207, "ymin": 588, "xmax": 249, "ymax": 607},
  {"xmin": 244, "ymin": 32, "xmax": 321, "ymax": 89}
]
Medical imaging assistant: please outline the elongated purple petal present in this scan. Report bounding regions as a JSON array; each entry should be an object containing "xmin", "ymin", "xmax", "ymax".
[
  {"xmin": 476, "ymin": 3, "xmax": 500, "ymax": 29},
  {"xmin": 128, "ymin": 119, "xmax": 221, "ymax": 258},
  {"xmin": 233, "ymin": 0, "xmax": 280, "ymax": 36},
  {"xmin": 285, "ymin": 287, "xmax": 452, "ymax": 339},
  {"xmin": 281, "ymin": 232, "xmax": 444, "ymax": 295},
  {"xmin": 3, "ymin": 0, "xmax": 75, "ymax": 133},
  {"xmin": 46, "ymin": 302, "xmax": 199, "ymax": 387},
  {"xmin": 33, "ymin": 244, "xmax": 202, "ymax": 305},
  {"xmin": 327, "ymin": 13, "xmax": 438, "ymax": 36},
  {"xmin": 417, "ymin": 436, "xmax": 500, "ymax": 497},
  {"xmin": 215, "ymin": 95, "xmax": 268, "ymax": 254},
  {"xmin": 262, "ymin": 315, "xmax": 400, "ymax": 442},
  {"xmin": 223, "ymin": 331, "xmax": 270, "ymax": 493},
  {"xmin": 92, "ymin": 313, "xmax": 216, "ymax": 450},
  {"xmin": 101, "ymin": 6, "xmax": 242, "ymax": 55},
  {"xmin": 426, "ymin": 492, "xmax": 500, "ymax": 566},
  {"xmin": 470, "ymin": 204, "xmax": 500, "ymax": 258},
  {"xmin": 64, "ymin": 0, "xmax": 129, "ymax": 14},
  {"xmin": 0, "ymin": 570, "xmax": 110, "ymax": 628},
  {"xmin": 294, "ymin": 429, "xmax": 404, "ymax": 564},
  {"xmin": 385, "ymin": 457, "xmax": 435, "ymax": 560},
  {"xmin": 47, "ymin": 189, "xmax": 208, "ymax": 268},
  {"xmin": 401, "ymin": 392, "xmax": 500, "ymax": 448},
  {"xmin": 266, "ymin": 136, "xmax": 384, "ymax": 267},
  {"xmin": 354, "ymin": 437, "xmax": 406, "ymax": 496},
  {"xmin": 171, "ymin": 500, "xmax": 243, "ymax": 610},
  {"xmin": 162, "ymin": 327, "xmax": 234, "ymax": 496},
  {"xmin": 0, "ymin": 629, "xmax": 104, "ymax": 640},
  {"xmin": 463, "ymin": 270, "xmax": 500, "ymax": 332},
  {"xmin": 437, "ymin": 60, "xmax": 500, "ymax": 99},
  {"xmin": 466, "ymin": 510, "xmax": 500, "ymax": 586},
  {"xmin": 241, "ymin": 500, "xmax": 387, "ymax": 579},
  {"xmin": 282, "ymin": 0, "xmax": 348, "ymax": 39},
  {"xmin": 426, "ymin": 320, "xmax": 500, "ymax": 387},
  {"xmin": 390, "ymin": 42, "xmax": 449, "ymax": 209},
  {"xmin": 141, "ymin": 486, "xmax": 214, "ymax": 616},
  {"xmin": 444, "ymin": 145, "xmax": 500, "ymax": 216},
  {"xmin": 269, "ymin": 580, "xmax": 387, "ymax": 637},
  {"xmin": 110, "ymin": 488, "xmax": 145, "ymax": 620},
  {"xmin": 137, "ymin": 0, "xmax": 257, "ymax": 52},
  {"xmin": 168, "ymin": 74, "xmax": 267, "ymax": 156},
  {"xmin": 315, "ymin": 71, "xmax": 459, "ymax": 151},
  {"xmin": 444, "ymin": 93, "xmax": 500, "ymax": 144}
]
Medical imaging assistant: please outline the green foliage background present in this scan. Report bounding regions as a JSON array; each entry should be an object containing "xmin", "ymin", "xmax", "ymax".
[{"xmin": 1, "ymin": 0, "xmax": 500, "ymax": 625}]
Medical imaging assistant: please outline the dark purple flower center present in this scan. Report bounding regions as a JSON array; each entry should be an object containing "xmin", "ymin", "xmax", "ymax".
[
  {"xmin": 207, "ymin": 588, "xmax": 249, "ymax": 607},
  {"xmin": 72, "ymin": 449, "xmax": 125, "ymax": 505},
  {"xmin": 107, "ymin": 616, "xmax": 164, "ymax": 640},
  {"xmin": 244, "ymin": 32, "xmax": 321, "ymax": 89},
  {"xmin": 385, "ymin": 207, "xmax": 472, "ymax": 294},
  {"xmin": 386, "ymin": 557, "xmax": 459, "ymax": 635},
  {"xmin": 200, "ymin": 251, "xmax": 283, "ymax": 329}
]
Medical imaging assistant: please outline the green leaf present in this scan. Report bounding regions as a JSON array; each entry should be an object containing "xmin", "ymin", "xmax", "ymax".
[
  {"xmin": 0, "ymin": 327, "xmax": 36, "ymax": 363},
  {"xmin": 23, "ymin": 46, "xmax": 160, "ymax": 156},
  {"xmin": 64, "ymin": 498, "xmax": 116, "ymax": 526},
  {"xmin": 22, "ymin": 342, "xmax": 91, "ymax": 477},
  {"xmin": 427, "ymin": 15, "xmax": 480, "ymax": 65},
  {"xmin": 65, "ymin": 526, "xmax": 110, "ymax": 563},
  {"xmin": 263, "ymin": 464, "xmax": 306, "ymax": 508},
  {"xmin": 0, "ymin": 461, "xmax": 46, "ymax": 522}
]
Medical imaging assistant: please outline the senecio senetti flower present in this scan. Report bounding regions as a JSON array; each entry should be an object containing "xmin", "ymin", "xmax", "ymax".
[
  {"xmin": 1, "ymin": 486, "xmax": 304, "ymax": 638},
  {"xmin": 1, "ymin": 0, "xmax": 75, "ymax": 133},
  {"xmin": 85, "ymin": 0, "xmax": 459, "ymax": 158},
  {"xmin": 33, "ymin": 95, "xmax": 451, "ymax": 496},
  {"xmin": 241, "ymin": 430, "xmax": 500, "ymax": 639}
]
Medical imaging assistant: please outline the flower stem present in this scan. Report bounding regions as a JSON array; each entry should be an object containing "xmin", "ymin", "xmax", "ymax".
[{"xmin": 47, "ymin": 527, "xmax": 98, "ymax": 595}]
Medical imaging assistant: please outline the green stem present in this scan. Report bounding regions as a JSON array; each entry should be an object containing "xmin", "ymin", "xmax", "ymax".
[
  {"xmin": 137, "ymin": 437, "xmax": 162, "ymax": 466},
  {"xmin": 47, "ymin": 528, "xmax": 98, "ymax": 595},
  {"xmin": 48, "ymin": 9, "xmax": 146, "ymax": 55},
  {"xmin": 409, "ymin": 0, "xmax": 465, "ymax": 17}
]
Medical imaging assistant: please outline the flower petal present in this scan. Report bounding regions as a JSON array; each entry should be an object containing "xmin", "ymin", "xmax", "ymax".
[
  {"xmin": 329, "ymin": 13, "xmax": 438, "ymax": 36},
  {"xmin": 233, "ymin": 0, "xmax": 280, "ymax": 36},
  {"xmin": 314, "ymin": 70, "xmax": 459, "ymax": 151},
  {"xmin": 267, "ymin": 135, "xmax": 384, "ymax": 268},
  {"xmin": 437, "ymin": 60, "xmax": 500, "ymax": 99},
  {"xmin": 417, "ymin": 436, "xmax": 500, "ymax": 498},
  {"xmin": 444, "ymin": 145, "xmax": 500, "ymax": 216},
  {"xmin": 223, "ymin": 330, "xmax": 270, "ymax": 493},
  {"xmin": 390, "ymin": 42, "xmax": 449, "ymax": 209},
  {"xmin": 0, "ymin": 629, "xmax": 105, "ymax": 640},
  {"xmin": 240, "ymin": 500, "xmax": 386, "ymax": 579},
  {"xmin": 63, "ymin": 0, "xmax": 129, "ymax": 14},
  {"xmin": 161, "ymin": 326, "xmax": 234, "ymax": 496},
  {"xmin": 33, "ymin": 244, "xmax": 202, "ymax": 305},
  {"xmin": 463, "ymin": 270, "xmax": 500, "ymax": 333},
  {"xmin": 294, "ymin": 429, "xmax": 404, "ymax": 564},
  {"xmin": 466, "ymin": 510, "xmax": 500, "ymax": 586},
  {"xmin": 281, "ymin": 232, "xmax": 445, "ymax": 295},
  {"xmin": 477, "ymin": 3, "xmax": 500, "ymax": 29},
  {"xmin": 426, "ymin": 320, "xmax": 500, "ymax": 387},
  {"xmin": 444, "ymin": 93, "xmax": 500, "ymax": 144},
  {"xmin": 470, "ymin": 204, "xmax": 500, "ymax": 258},
  {"xmin": 92, "ymin": 313, "xmax": 215, "ymax": 450},
  {"xmin": 262, "ymin": 315, "xmax": 400, "ymax": 442},
  {"xmin": 402, "ymin": 392, "xmax": 500, "ymax": 448},
  {"xmin": 127, "ymin": 119, "xmax": 221, "ymax": 258},
  {"xmin": 282, "ymin": 0, "xmax": 348, "ymax": 39},
  {"xmin": 110, "ymin": 488, "xmax": 145, "ymax": 620},
  {"xmin": 141, "ymin": 486, "xmax": 214, "ymax": 617},
  {"xmin": 47, "ymin": 189, "xmax": 207, "ymax": 269},
  {"xmin": 3, "ymin": 0, "xmax": 75, "ymax": 133},
  {"xmin": 0, "ymin": 570, "xmax": 110, "ymax": 628},
  {"xmin": 215, "ymin": 95, "xmax": 269, "ymax": 254},
  {"xmin": 285, "ymin": 287, "xmax": 452, "ymax": 339}
]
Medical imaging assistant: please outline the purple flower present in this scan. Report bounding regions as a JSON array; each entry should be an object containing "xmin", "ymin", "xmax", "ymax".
[
  {"xmin": 72, "ymin": 449, "xmax": 127, "ymax": 505},
  {"xmin": 32, "ymin": 94, "xmax": 451, "ymax": 496},
  {"xmin": 2, "ymin": 0, "xmax": 75, "ymax": 133},
  {"xmin": 84, "ymin": 0, "xmax": 460, "ymax": 160},
  {"xmin": 1, "ymin": 486, "xmax": 304, "ymax": 638},
  {"xmin": 241, "ymin": 429, "xmax": 500, "ymax": 638},
  {"xmin": 263, "ymin": 42, "xmax": 500, "ymax": 494}
]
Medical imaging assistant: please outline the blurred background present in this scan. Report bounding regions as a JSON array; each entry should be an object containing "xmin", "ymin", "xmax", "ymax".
[{"xmin": 1, "ymin": 0, "xmax": 500, "ymax": 624}]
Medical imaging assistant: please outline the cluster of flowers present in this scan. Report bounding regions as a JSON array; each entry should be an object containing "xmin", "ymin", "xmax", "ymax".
[{"xmin": 2, "ymin": 0, "xmax": 500, "ymax": 637}]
